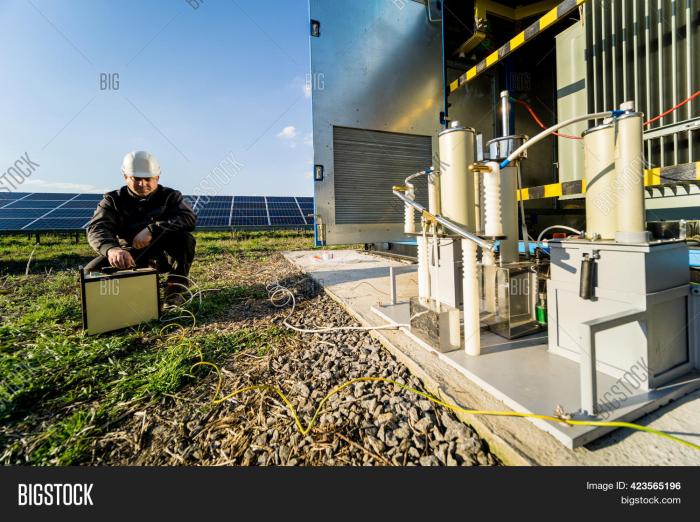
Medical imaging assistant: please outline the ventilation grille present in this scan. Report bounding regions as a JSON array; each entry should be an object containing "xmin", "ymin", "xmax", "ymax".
[{"xmin": 333, "ymin": 126, "xmax": 432, "ymax": 225}]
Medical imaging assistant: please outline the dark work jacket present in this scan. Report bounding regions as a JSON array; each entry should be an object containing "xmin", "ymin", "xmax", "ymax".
[{"xmin": 86, "ymin": 185, "xmax": 197, "ymax": 256}]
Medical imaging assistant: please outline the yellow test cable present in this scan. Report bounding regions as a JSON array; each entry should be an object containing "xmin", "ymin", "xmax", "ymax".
[
  {"xmin": 190, "ymin": 366, "xmax": 700, "ymax": 453},
  {"xmin": 167, "ymin": 284, "xmax": 698, "ymax": 453}
]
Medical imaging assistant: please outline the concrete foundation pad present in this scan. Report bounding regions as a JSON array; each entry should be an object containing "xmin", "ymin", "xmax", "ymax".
[
  {"xmin": 283, "ymin": 249, "xmax": 700, "ymax": 465},
  {"xmin": 373, "ymin": 302, "xmax": 700, "ymax": 449}
]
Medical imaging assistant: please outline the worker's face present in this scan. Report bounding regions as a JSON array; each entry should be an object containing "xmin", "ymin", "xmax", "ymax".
[{"xmin": 125, "ymin": 174, "xmax": 159, "ymax": 197}]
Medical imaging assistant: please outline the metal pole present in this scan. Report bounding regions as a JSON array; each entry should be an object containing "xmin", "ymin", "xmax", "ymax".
[
  {"xmin": 500, "ymin": 90, "xmax": 510, "ymax": 136},
  {"xmin": 612, "ymin": 0, "xmax": 617, "ymax": 107},
  {"xmin": 602, "ymin": 0, "xmax": 608, "ymax": 111},
  {"xmin": 633, "ymin": 0, "xmax": 639, "ymax": 110},
  {"xmin": 622, "ymin": 0, "xmax": 627, "ymax": 102},
  {"xmin": 687, "ymin": 0, "xmax": 694, "ymax": 162},
  {"xmin": 592, "ymin": 0, "xmax": 598, "ymax": 113},
  {"xmin": 392, "ymin": 190, "xmax": 495, "ymax": 251},
  {"xmin": 388, "ymin": 266, "xmax": 397, "ymax": 305},
  {"xmin": 645, "ymin": 0, "xmax": 653, "ymax": 164},
  {"xmin": 441, "ymin": 1, "xmax": 448, "ymax": 125},
  {"xmin": 580, "ymin": 324, "xmax": 598, "ymax": 415},
  {"xmin": 672, "ymin": 0, "xmax": 679, "ymax": 164},
  {"xmin": 590, "ymin": 2, "xmax": 600, "ymax": 112},
  {"xmin": 657, "ymin": 0, "xmax": 665, "ymax": 166}
]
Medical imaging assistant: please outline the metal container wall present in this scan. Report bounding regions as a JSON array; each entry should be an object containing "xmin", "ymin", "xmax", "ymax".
[{"xmin": 309, "ymin": 0, "xmax": 443, "ymax": 244}]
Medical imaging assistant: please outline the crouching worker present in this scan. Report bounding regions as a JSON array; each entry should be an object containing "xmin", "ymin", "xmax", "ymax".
[{"xmin": 84, "ymin": 150, "xmax": 197, "ymax": 305}]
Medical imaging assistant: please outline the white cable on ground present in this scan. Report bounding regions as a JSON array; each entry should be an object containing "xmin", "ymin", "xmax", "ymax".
[
  {"xmin": 25, "ymin": 243, "xmax": 39, "ymax": 276},
  {"xmin": 266, "ymin": 279, "xmax": 410, "ymax": 333},
  {"xmin": 160, "ymin": 274, "xmax": 221, "ymax": 322},
  {"xmin": 535, "ymin": 225, "xmax": 584, "ymax": 247},
  {"xmin": 159, "ymin": 281, "xmax": 196, "ymax": 321}
]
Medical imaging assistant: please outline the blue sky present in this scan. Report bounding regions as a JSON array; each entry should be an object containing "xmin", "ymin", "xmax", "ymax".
[{"xmin": 0, "ymin": 0, "xmax": 313, "ymax": 196}]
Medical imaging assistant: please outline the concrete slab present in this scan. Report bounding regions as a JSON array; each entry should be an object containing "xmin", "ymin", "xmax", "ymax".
[
  {"xmin": 283, "ymin": 249, "xmax": 700, "ymax": 465},
  {"xmin": 374, "ymin": 302, "xmax": 700, "ymax": 449}
]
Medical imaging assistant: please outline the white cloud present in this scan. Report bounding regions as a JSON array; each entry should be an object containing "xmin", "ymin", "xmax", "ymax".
[
  {"xmin": 303, "ymin": 133, "xmax": 313, "ymax": 146},
  {"xmin": 24, "ymin": 179, "xmax": 108, "ymax": 193},
  {"xmin": 277, "ymin": 126, "xmax": 297, "ymax": 140}
]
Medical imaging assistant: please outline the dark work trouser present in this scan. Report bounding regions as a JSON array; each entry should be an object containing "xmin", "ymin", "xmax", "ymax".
[{"xmin": 84, "ymin": 230, "xmax": 196, "ymax": 282}]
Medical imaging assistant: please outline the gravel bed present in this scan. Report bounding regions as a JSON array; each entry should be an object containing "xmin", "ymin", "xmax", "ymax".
[{"xmin": 99, "ymin": 254, "xmax": 500, "ymax": 466}]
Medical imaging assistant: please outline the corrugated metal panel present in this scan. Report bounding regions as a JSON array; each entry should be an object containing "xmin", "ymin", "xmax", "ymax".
[
  {"xmin": 586, "ymin": 0, "xmax": 699, "ymax": 167},
  {"xmin": 333, "ymin": 126, "xmax": 432, "ymax": 225}
]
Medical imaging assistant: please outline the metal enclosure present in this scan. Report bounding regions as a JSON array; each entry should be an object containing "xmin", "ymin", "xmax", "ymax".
[
  {"xmin": 309, "ymin": 0, "xmax": 443, "ymax": 245},
  {"xmin": 586, "ymin": 0, "xmax": 700, "ymax": 167},
  {"xmin": 547, "ymin": 239, "xmax": 694, "ymax": 388}
]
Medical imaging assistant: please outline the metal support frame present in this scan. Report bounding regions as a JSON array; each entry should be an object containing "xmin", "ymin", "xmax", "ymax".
[
  {"xmin": 643, "ymin": 117, "xmax": 700, "ymax": 141},
  {"xmin": 450, "ymin": 0, "xmax": 587, "ymax": 90},
  {"xmin": 475, "ymin": 0, "xmax": 560, "ymax": 21},
  {"xmin": 579, "ymin": 309, "xmax": 646, "ymax": 415},
  {"xmin": 453, "ymin": 0, "xmax": 559, "ymax": 56}
]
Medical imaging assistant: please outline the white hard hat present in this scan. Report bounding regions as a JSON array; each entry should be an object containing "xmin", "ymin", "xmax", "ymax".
[{"xmin": 121, "ymin": 151, "xmax": 161, "ymax": 178}]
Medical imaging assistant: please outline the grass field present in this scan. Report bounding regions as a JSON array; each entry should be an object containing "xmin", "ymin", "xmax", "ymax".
[{"xmin": 0, "ymin": 230, "xmax": 332, "ymax": 465}]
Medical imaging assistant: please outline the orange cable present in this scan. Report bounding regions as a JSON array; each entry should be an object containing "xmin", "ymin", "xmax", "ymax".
[{"xmin": 643, "ymin": 89, "xmax": 700, "ymax": 127}]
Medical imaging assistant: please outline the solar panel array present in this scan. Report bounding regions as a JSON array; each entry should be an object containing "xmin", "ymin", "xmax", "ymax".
[{"xmin": 0, "ymin": 193, "xmax": 314, "ymax": 232}]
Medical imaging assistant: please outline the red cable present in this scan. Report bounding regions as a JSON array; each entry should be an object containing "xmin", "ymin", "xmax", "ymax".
[
  {"xmin": 512, "ymin": 88, "xmax": 699, "ymax": 138},
  {"xmin": 643, "ymin": 89, "xmax": 700, "ymax": 126},
  {"xmin": 512, "ymin": 98, "xmax": 582, "ymax": 140}
]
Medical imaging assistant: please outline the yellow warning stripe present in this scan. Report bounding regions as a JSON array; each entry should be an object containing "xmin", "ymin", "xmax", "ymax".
[
  {"xmin": 644, "ymin": 167, "xmax": 661, "ymax": 186},
  {"xmin": 539, "ymin": 7, "xmax": 559, "ymax": 30},
  {"xmin": 509, "ymin": 31, "xmax": 525, "ymax": 51},
  {"xmin": 543, "ymin": 183, "xmax": 562, "ymax": 198},
  {"xmin": 517, "ymin": 162, "xmax": 700, "ymax": 201},
  {"xmin": 485, "ymin": 51, "xmax": 499, "ymax": 67},
  {"xmin": 450, "ymin": 0, "xmax": 589, "ymax": 92}
]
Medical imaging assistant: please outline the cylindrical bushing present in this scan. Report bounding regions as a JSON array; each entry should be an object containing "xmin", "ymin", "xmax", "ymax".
[
  {"xmin": 486, "ymin": 134, "xmax": 527, "ymax": 262},
  {"xmin": 438, "ymin": 123, "xmax": 476, "ymax": 231},
  {"xmin": 614, "ymin": 111, "xmax": 646, "ymax": 239},
  {"xmin": 582, "ymin": 122, "xmax": 616, "ymax": 240}
]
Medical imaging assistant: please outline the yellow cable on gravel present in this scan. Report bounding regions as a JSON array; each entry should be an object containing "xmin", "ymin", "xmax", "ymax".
[
  {"xmin": 178, "ymin": 279, "xmax": 699, "ymax": 452},
  {"xmin": 190, "ymin": 368, "xmax": 700, "ymax": 452}
]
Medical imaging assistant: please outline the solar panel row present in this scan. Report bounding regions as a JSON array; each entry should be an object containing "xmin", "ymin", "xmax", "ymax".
[{"xmin": 0, "ymin": 194, "xmax": 313, "ymax": 231}]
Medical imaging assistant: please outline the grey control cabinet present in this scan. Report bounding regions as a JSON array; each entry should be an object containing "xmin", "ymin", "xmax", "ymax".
[{"xmin": 547, "ymin": 239, "xmax": 695, "ymax": 388}]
